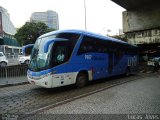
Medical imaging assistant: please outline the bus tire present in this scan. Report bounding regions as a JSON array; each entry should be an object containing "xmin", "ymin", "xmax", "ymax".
[{"xmin": 76, "ymin": 72, "xmax": 88, "ymax": 88}]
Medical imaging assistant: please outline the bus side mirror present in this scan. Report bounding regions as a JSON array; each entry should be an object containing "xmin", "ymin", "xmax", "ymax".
[{"xmin": 44, "ymin": 40, "xmax": 55, "ymax": 53}]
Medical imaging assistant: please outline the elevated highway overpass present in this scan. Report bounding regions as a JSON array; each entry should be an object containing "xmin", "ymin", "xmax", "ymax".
[
  {"xmin": 111, "ymin": 0, "xmax": 160, "ymax": 59},
  {"xmin": 111, "ymin": 0, "xmax": 159, "ymax": 10}
]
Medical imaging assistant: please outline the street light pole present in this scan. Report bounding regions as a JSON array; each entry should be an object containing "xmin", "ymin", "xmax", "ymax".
[{"xmin": 84, "ymin": 0, "xmax": 87, "ymax": 30}]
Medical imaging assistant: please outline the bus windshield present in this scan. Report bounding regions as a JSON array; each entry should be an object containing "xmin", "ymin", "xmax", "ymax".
[
  {"xmin": 29, "ymin": 37, "xmax": 54, "ymax": 71},
  {"xmin": 29, "ymin": 33, "xmax": 80, "ymax": 71}
]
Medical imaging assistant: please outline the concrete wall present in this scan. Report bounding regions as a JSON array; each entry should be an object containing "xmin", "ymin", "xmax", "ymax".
[
  {"xmin": 125, "ymin": 29, "xmax": 160, "ymax": 44},
  {"xmin": 123, "ymin": 2, "xmax": 160, "ymax": 33}
]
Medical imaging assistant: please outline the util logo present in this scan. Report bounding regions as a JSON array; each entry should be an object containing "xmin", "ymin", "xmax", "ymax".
[{"xmin": 85, "ymin": 55, "xmax": 92, "ymax": 60}]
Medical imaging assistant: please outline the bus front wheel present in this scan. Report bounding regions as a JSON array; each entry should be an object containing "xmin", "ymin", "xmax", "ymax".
[{"xmin": 76, "ymin": 72, "xmax": 88, "ymax": 88}]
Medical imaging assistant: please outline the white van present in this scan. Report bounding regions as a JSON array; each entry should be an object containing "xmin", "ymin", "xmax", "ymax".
[
  {"xmin": 0, "ymin": 52, "xmax": 8, "ymax": 67},
  {"xmin": 18, "ymin": 55, "xmax": 30, "ymax": 64}
]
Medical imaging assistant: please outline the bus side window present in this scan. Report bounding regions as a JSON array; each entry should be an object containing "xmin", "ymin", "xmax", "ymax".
[
  {"xmin": 55, "ymin": 47, "xmax": 65, "ymax": 63},
  {"xmin": 51, "ymin": 42, "xmax": 71, "ymax": 66},
  {"xmin": 77, "ymin": 36, "xmax": 94, "ymax": 55},
  {"xmin": 78, "ymin": 36, "xmax": 114, "ymax": 55}
]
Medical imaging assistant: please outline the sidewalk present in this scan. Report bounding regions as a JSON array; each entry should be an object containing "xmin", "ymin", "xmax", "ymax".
[{"xmin": 0, "ymin": 76, "xmax": 28, "ymax": 88}]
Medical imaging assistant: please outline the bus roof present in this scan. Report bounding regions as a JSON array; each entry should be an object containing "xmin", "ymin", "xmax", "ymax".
[{"xmin": 39, "ymin": 29, "xmax": 136, "ymax": 47}]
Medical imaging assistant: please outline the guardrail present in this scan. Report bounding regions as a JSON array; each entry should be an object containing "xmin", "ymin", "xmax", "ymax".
[{"xmin": 0, "ymin": 65, "xmax": 28, "ymax": 78}]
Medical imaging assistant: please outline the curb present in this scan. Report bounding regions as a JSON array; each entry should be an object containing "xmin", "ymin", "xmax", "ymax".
[{"xmin": 0, "ymin": 81, "xmax": 29, "ymax": 88}]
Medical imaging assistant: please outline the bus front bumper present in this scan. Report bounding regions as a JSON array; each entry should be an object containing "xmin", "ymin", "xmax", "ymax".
[{"xmin": 27, "ymin": 76, "xmax": 53, "ymax": 88}]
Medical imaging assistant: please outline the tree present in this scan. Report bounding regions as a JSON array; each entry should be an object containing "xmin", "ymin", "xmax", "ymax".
[{"xmin": 15, "ymin": 22, "xmax": 55, "ymax": 45}]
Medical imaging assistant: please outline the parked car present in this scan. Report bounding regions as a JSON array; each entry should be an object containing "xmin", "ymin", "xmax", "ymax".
[
  {"xmin": 147, "ymin": 57, "xmax": 160, "ymax": 66},
  {"xmin": 18, "ymin": 55, "xmax": 30, "ymax": 64},
  {"xmin": 0, "ymin": 52, "xmax": 8, "ymax": 67}
]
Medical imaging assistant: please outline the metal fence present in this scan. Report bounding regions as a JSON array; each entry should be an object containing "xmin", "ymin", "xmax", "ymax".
[
  {"xmin": 0, "ymin": 65, "xmax": 28, "ymax": 85},
  {"xmin": 0, "ymin": 65, "xmax": 28, "ymax": 78}
]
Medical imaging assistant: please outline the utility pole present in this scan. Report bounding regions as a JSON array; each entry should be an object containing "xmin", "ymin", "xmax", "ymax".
[{"xmin": 84, "ymin": 0, "xmax": 87, "ymax": 30}]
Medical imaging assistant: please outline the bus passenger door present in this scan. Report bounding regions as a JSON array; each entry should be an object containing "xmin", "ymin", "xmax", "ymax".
[
  {"xmin": 92, "ymin": 53, "xmax": 108, "ymax": 80},
  {"xmin": 51, "ymin": 41, "xmax": 74, "ymax": 86}
]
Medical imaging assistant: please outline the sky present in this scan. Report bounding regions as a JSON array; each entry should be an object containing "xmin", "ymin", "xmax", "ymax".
[{"xmin": 0, "ymin": 0, "xmax": 125, "ymax": 35}]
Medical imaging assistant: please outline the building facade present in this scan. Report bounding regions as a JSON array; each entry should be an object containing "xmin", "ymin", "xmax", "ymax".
[
  {"xmin": 0, "ymin": 6, "xmax": 16, "ymax": 35},
  {"xmin": 0, "ymin": 6, "xmax": 21, "ymax": 61},
  {"xmin": 30, "ymin": 10, "xmax": 59, "ymax": 30}
]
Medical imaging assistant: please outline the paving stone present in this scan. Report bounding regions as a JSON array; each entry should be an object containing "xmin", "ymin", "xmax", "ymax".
[{"xmin": 0, "ymin": 73, "xmax": 159, "ymax": 114}]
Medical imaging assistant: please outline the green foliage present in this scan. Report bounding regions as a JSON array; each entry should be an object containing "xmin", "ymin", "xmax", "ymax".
[{"xmin": 15, "ymin": 22, "xmax": 55, "ymax": 46}]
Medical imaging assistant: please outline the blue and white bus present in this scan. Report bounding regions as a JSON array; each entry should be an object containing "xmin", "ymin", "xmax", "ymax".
[{"xmin": 27, "ymin": 29, "xmax": 138, "ymax": 88}]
